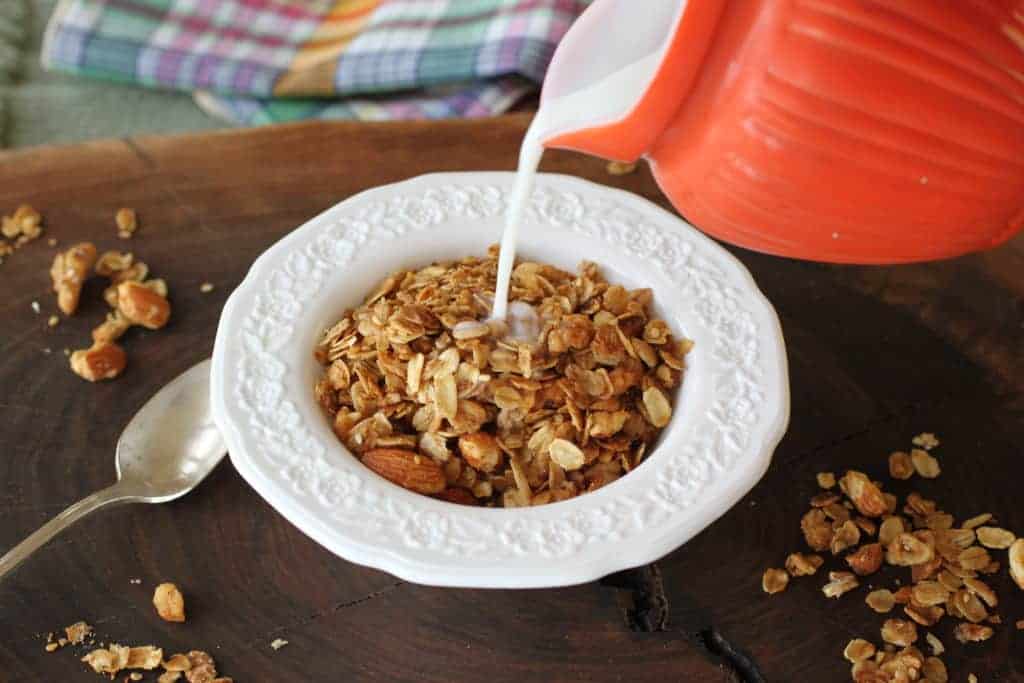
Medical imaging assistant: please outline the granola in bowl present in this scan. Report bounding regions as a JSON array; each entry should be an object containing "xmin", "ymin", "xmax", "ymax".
[{"xmin": 313, "ymin": 247, "xmax": 691, "ymax": 507}]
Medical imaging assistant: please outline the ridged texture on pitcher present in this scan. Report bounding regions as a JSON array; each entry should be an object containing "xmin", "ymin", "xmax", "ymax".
[{"xmin": 556, "ymin": 0, "xmax": 1024, "ymax": 263}]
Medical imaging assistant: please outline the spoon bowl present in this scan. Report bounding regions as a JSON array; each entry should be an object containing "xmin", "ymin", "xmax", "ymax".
[
  {"xmin": 0, "ymin": 359, "xmax": 226, "ymax": 580},
  {"xmin": 114, "ymin": 360, "xmax": 225, "ymax": 501}
]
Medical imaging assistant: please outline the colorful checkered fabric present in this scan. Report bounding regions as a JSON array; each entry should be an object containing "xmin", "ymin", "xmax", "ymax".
[{"xmin": 41, "ymin": 0, "xmax": 590, "ymax": 124}]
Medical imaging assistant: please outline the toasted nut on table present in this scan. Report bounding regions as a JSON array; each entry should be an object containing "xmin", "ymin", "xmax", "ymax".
[
  {"xmin": 92, "ymin": 310, "xmax": 132, "ymax": 343},
  {"xmin": 153, "ymin": 582, "xmax": 186, "ymax": 623},
  {"xmin": 51, "ymin": 242, "xmax": 97, "ymax": 315},
  {"xmin": 70, "ymin": 342, "xmax": 127, "ymax": 382},
  {"xmin": 117, "ymin": 280, "xmax": 171, "ymax": 329},
  {"xmin": 762, "ymin": 568, "xmax": 789, "ymax": 594},
  {"xmin": 115, "ymin": 207, "xmax": 137, "ymax": 239},
  {"xmin": 362, "ymin": 448, "xmax": 446, "ymax": 494},
  {"xmin": 846, "ymin": 543, "xmax": 883, "ymax": 576}
]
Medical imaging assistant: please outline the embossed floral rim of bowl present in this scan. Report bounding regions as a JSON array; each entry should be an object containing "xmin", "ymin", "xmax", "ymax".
[{"xmin": 210, "ymin": 172, "xmax": 789, "ymax": 589}]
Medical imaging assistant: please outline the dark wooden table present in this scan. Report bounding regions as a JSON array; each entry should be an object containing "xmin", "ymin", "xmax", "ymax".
[{"xmin": 1, "ymin": 116, "xmax": 1022, "ymax": 682}]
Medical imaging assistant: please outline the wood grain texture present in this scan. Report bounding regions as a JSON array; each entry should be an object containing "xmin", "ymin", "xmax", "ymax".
[{"xmin": 0, "ymin": 115, "xmax": 1021, "ymax": 682}]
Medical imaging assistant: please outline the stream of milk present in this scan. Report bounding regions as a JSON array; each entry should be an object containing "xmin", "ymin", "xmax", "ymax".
[{"xmin": 485, "ymin": 53, "xmax": 662, "ymax": 339}]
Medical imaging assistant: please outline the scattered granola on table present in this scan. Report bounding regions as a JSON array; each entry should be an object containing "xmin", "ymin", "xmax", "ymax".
[
  {"xmin": 153, "ymin": 582, "xmax": 186, "ymax": 623},
  {"xmin": 314, "ymin": 249, "xmax": 691, "ymax": 507},
  {"xmin": 59, "ymin": 246, "xmax": 172, "ymax": 382},
  {"xmin": 763, "ymin": 434, "xmax": 1023, "ymax": 682},
  {"xmin": 1, "ymin": 204, "xmax": 44, "ymax": 261}
]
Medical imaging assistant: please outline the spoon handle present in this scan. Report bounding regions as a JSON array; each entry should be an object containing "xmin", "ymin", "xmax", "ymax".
[{"xmin": 0, "ymin": 484, "xmax": 132, "ymax": 581}]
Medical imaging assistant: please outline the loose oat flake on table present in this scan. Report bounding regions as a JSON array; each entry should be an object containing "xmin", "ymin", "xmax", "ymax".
[
  {"xmin": 762, "ymin": 434, "xmax": 1023, "ymax": 682},
  {"xmin": 314, "ymin": 249, "xmax": 691, "ymax": 508}
]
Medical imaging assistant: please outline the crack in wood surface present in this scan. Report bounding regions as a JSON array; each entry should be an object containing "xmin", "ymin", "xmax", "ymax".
[
  {"xmin": 600, "ymin": 564, "xmax": 766, "ymax": 682},
  {"xmin": 240, "ymin": 581, "xmax": 405, "ymax": 650},
  {"xmin": 697, "ymin": 628, "xmax": 766, "ymax": 683}
]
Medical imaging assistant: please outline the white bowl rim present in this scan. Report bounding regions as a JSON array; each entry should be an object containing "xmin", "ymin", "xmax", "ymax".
[{"xmin": 210, "ymin": 171, "xmax": 790, "ymax": 588}]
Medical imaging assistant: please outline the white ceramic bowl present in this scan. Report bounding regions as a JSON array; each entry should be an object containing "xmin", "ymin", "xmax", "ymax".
[{"xmin": 210, "ymin": 172, "xmax": 789, "ymax": 588}]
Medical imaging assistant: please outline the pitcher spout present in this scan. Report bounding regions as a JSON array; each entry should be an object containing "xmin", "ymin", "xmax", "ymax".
[{"xmin": 539, "ymin": 0, "xmax": 726, "ymax": 162}]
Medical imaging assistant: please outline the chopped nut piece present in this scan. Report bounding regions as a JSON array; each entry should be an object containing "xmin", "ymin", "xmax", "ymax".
[
  {"xmin": 785, "ymin": 552, "xmax": 824, "ymax": 576},
  {"xmin": 153, "ymin": 582, "xmax": 186, "ymax": 623},
  {"xmin": 817, "ymin": 472, "xmax": 836, "ymax": 489},
  {"xmin": 184, "ymin": 651, "xmax": 218, "ymax": 683},
  {"xmin": 822, "ymin": 571, "xmax": 859, "ymax": 598},
  {"xmin": 975, "ymin": 526, "xmax": 1015, "ymax": 549},
  {"xmin": 458, "ymin": 433, "xmax": 502, "ymax": 473},
  {"xmin": 70, "ymin": 342, "xmax": 127, "ymax": 382},
  {"xmin": 843, "ymin": 639, "xmax": 876, "ymax": 662},
  {"xmin": 118, "ymin": 280, "xmax": 171, "ymax": 329},
  {"xmin": 924, "ymin": 632, "xmax": 944, "ymax": 656},
  {"xmin": 115, "ymin": 208, "xmax": 138, "ymax": 239},
  {"xmin": 866, "ymin": 589, "xmax": 895, "ymax": 613},
  {"xmin": 910, "ymin": 449, "xmax": 941, "ymax": 478},
  {"xmin": 881, "ymin": 619, "xmax": 918, "ymax": 647},
  {"xmin": 270, "ymin": 638, "xmax": 288, "ymax": 650},
  {"xmin": 45, "ymin": 642, "xmax": 59, "ymax": 652},
  {"xmin": 65, "ymin": 620, "xmax": 93, "ymax": 645},
  {"xmin": 762, "ymin": 568, "xmax": 789, "ymax": 594},
  {"xmin": 888, "ymin": 451, "xmax": 914, "ymax": 480},
  {"xmin": 847, "ymin": 543, "xmax": 883, "ymax": 575},
  {"xmin": 51, "ymin": 242, "xmax": 97, "ymax": 315}
]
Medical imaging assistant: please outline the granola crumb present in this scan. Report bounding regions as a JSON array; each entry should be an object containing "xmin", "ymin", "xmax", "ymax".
[
  {"xmin": 47, "ymin": 315, "xmax": 59, "ymax": 328},
  {"xmin": 762, "ymin": 568, "xmax": 789, "ymax": 594},
  {"xmin": 31, "ymin": 300, "xmax": 40, "ymax": 314},
  {"xmin": 115, "ymin": 208, "xmax": 138, "ymax": 239},
  {"xmin": 199, "ymin": 282, "xmax": 214, "ymax": 293},
  {"xmin": 130, "ymin": 578, "xmax": 141, "ymax": 584},
  {"xmin": 47, "ymin": 237, "xmax": 58, "ymax": 247},
  {"xmin": 1016, "ymin": 619, "xmax": 1024, "ymax": 630},
  {"xmin": 45, "ymin": 642, "xmax": 59, "ymax": 652},
  {"xmin": 912, "ymin": 432, "xmax": 940, "ymax": 450},
  {"xmin": 153, "ymin": 583, "xmax": 186, "ymax": 623},
  {"xmin": 65, "ymin": 620, "xmax": 93, "ymax": 645},
  {"xmin": 816, "ymin": 472, "xmax": 836, "ymax": 489},
  {"xmin": 270, "ymin": 638, "xmax": 288, "ymax": 650},
  {"xmin": 606, "ymin": 160, "xmax": 638, "ymax": 176}
]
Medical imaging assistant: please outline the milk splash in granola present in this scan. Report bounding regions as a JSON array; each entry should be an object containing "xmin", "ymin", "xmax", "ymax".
[{"xmin": 488, "ymin": 53, "xmax": 662, "ymax": 338}]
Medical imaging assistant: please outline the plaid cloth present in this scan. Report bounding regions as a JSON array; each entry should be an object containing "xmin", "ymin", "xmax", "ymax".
[{"xmin": 41, "ymin": 0, "xmax": 590, "ymax": 124}]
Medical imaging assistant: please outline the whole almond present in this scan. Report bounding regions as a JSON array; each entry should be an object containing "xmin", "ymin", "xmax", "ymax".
[{"xmin": 362, "ymin": 448, "xmax": 446, "ymax": 494}]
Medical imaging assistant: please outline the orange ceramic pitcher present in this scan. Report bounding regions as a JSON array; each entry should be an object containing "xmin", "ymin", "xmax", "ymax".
[{"xmin": 539, "ymin": 0, "xmax": 1024, "ymax": 264}]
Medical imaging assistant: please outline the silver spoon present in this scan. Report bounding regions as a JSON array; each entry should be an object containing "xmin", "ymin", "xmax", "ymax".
[{"xmin": 0, "ymin": 359, "xmax": 225, "ymax": 581}]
